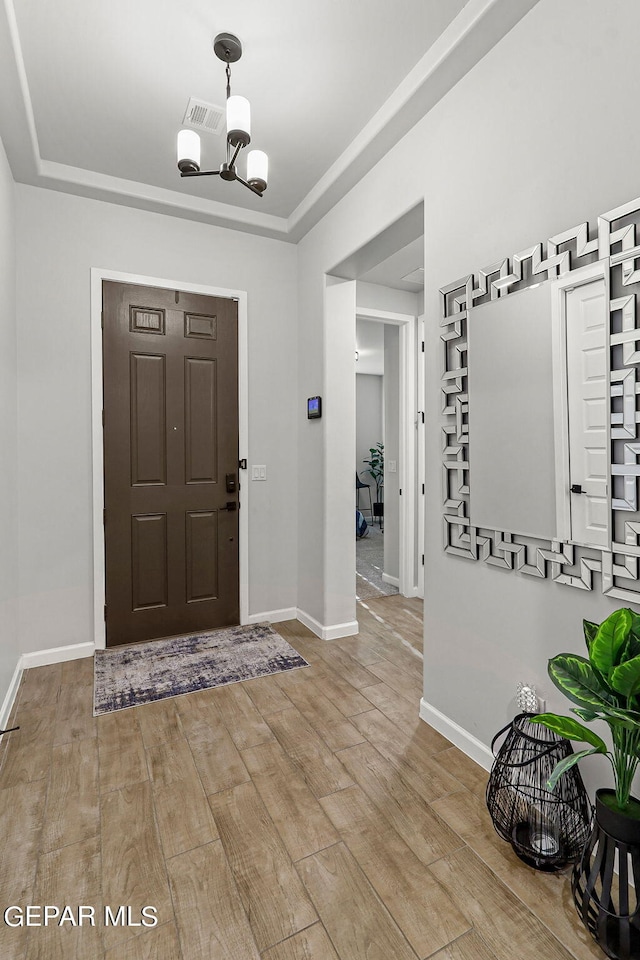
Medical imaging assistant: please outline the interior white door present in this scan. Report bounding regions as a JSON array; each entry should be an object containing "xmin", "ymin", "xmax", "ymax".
[{"xmin": 565, "ymin": 277, "xmax": 609, "ymax": 548}]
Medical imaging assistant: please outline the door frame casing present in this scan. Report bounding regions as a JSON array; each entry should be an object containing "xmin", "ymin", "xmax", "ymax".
[
  {"xmin": 90, "ymin": 267, "xmax": 249, "ymax": 650},
  {"xmin": 550, "ymin": 258, "xmax": 610, "ymax": 547},
  {"xmin": 355, "ymin": 306, "xmax": 418, "ymax": 597},
  {"xmin": 416, "ymin": 313, "xmax": 425, "ymax": 599}
]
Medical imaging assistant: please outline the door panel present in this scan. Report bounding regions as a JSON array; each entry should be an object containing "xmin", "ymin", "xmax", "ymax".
[
  {"xmin": 186, "ymin": 510, "xmax": 219, "ymax": 602},
  {"xmin": 103, "ymin": 281, "xmax": 239, "ymax": 646},
  {"xmin": 131, "ymin": 514, "xmax": 168, "ymax": 610},
  {"xmin": 130, "ymin": 353, "xmax": 167, "ymax": 486},
  {"xmin": 185, "ymin": 357, "xmax": 217, "ymax": 483},
  {"xmin": 566, "ymin": 277, "xmax": 609, "ymax": 548}
]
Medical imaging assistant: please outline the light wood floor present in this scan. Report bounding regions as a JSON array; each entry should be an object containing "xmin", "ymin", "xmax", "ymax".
[{"xmin": 0, "ymin": 595, "xmax": 601, "ymax": 960}]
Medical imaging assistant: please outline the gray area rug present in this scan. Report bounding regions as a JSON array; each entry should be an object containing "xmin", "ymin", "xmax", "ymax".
[
  {"xmin": 356, "ymin": 523, "xmax": 399, "ymax": 600},
  {"xmin": 93, "ymin": 622, "xmax": 308, "ymax": 715}
]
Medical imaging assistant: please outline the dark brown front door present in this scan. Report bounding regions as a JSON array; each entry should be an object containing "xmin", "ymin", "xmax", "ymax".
[{"xmin": 102, "ymin": 281, "xmax": 239, "ymax": 647}]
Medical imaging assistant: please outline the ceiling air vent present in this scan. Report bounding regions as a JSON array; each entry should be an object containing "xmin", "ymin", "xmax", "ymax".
[
  {"xmin": 401, "ymin": 267, "xmax": 425, "ymax": 285},
  {"xmin": 182, "ymin": 98, "xmax": 224, "ymax": 136}
]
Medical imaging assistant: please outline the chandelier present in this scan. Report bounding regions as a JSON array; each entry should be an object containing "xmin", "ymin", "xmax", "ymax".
[{"xmin": 177, "ymin": 33, "xmax": 268, "ymax": 197}]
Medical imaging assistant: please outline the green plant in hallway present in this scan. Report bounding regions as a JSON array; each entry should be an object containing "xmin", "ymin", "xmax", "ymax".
[
  {"xmin": 363, "ymin": 442, "xmax": 384, "ymax": 504},
  {"xmin": 532, "ymin": 607, "xmax": 640, "ymax": 813},
  {"xmin": 532, "ymin": 607, "xmax": 640, "ymax": 960}
]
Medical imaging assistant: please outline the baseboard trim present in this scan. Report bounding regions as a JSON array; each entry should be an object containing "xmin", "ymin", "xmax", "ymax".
[
  {"xmin": 21, "ymin": 642, "xmax": 95, "ymax": 671},
  {"xmin": 420, "ymin": 698, "xmax": 493, "ymax": 772},
  {"xmin": 321, "ymin": 619, "xmax": 359, "ymax": 641},
  {"xmin": 0, "ymin": 658, "xmax": 23, "ymax": 732},
  {"xmin": 382, "ymin": 573, "xmax": 400, "ymax": 587},
  {"xmin": 296, "ymin": 608, "xmax": 359, "ymax": 641},
  {"xmin": 245, "ymin": 607, "xmax": 298, "ymax": 625}
]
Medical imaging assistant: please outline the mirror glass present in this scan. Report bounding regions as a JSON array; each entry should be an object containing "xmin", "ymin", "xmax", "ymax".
[
  {"xmin": 467, "ymin": 272, "xmax": 610, "ymax": 549},
  {"xmin": 467, "ymin": 282, "xmax": 557, "ymax": 540}
]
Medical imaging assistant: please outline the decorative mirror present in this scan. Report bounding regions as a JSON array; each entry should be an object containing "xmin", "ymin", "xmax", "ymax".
[{"xmin": 440, "ymin": 196, "xmax": 640, "ymax": 600}]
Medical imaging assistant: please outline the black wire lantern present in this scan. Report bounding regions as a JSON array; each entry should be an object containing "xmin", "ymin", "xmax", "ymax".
[{"xmin": 486, "ymin": 713, "xmax": 592, "ymax": 871}]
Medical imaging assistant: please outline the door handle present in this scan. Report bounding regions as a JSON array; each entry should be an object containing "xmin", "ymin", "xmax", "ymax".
[
  {"xmin": 219, "ymin": 501, "xmax": 237, "ymax": 511},
  {"xmin": 571, "ymin": 484, "xmax": 584, "ymax": 494}
]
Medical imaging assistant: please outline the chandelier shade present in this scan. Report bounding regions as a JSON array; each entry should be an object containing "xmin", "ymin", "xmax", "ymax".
[
  {"xmin": 247, "ymin": 150, "xmax": 268, "ymax": 193},
  {"xmin": 177, "ymin": 129, "xmax": 201, "ymax": 174},
  {"xmin": 226, "ymin": 95, "xmax": 251, "ymax": 147}
]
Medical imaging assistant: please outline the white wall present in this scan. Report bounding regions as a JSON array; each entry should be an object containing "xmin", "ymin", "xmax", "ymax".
[
  {"xmin": 297, "ymin": 0, "xmax": 640, "ymax": 794},
  {"xmin": 383, "ymin": 326, "xmax": 399, "ymax": 581},
  {"xmin": 356, "ymin": 374, "xmax": 383, "ymax": 507},
  {"xmin": 356, "ymin": 281, "xmax": 418, "ymax": 317},
  {"xmin": 15, "ymin": 186, "xmax": 298, "ymax": 654},
  {"xmin": 355, "ymin": 318, "xmax": 384, "ymax": 375},
  {"xmin": 0, "ymin": 134, "xmax": 19, "ymax": 708},
  {"xmin": 322, "ymin": 278, "xmax": 357, "ymax": 636}
]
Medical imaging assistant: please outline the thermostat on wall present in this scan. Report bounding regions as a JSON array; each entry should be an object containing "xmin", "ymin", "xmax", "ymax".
[{"xmin": 307, "ymin": 396, "xmax": 322, "ymax": 419}]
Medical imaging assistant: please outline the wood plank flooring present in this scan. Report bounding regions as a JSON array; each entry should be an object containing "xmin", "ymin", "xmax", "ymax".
[{"xmin": 0, "ymin": 594, "xmax": 599, "ymax": 960}]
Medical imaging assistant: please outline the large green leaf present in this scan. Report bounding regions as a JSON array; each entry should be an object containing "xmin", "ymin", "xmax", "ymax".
[
  {"xmin": 599, "ymin": 704, "xmax": 640, "ymax": 731},
  {"xmin": 600, "ymin": 701, "xmax": 640, "ymax": 721},
  {"xmin": 621, "ymin": 633, "xmax": 640, "ymax": 665},
  {"xmin": 591, "ymin": 609, "xmax": 633, "ymax": 674},
  {"xmin": 531, "ymin": 713, "xmax": 607, "ymax": 751},
  {"xmin": 583, "ymin": 619, "xmax": 598, "ymax": 654},
  {"xmin": 572, "ymin": 707, "xmax": 600, "ymax": 722},
  {"xmin": 548, "ymin": 654, "xmax": 616, "ymax": 711},
  {"xmin": 547, "ymin": 748, "xmax": 602, "ymax": 791},
  {"xmin": 611, "ymin": 655, "xmax": 640, "ymax": 698}
]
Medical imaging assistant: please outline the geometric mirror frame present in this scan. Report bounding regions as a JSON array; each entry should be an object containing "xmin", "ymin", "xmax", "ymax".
[{"xmin": 440, "ymin": 194, "xmax": 640, "ymax": 600}]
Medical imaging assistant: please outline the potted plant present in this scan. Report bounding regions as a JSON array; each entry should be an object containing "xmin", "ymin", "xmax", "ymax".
[
  {"xmin": 363, "ymin": 442, "xmax": 384, "ymax": 522},
  {"xmin": 532, "ymin": 607, "xmax": 640, "ymax": 959}
]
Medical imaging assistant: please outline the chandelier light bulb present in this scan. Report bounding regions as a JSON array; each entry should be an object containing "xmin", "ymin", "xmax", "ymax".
[
  {"xmin": 247, "ymin": 150, "xmax": 268, "ymax": 193},
  {"xmin": 177, "ymin": 129, "xmax": 201, "ymax": 173},
  {"xmin": 226, "ymin": 95, "xmax": 251, "ymax": 147}
]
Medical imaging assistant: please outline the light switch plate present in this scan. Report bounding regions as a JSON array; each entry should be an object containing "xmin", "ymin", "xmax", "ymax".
[
  {"xmin": 252, "ymin": 465, "xmax": 267, "ymax": 481},
  {"xmin": 388, "ymin": 460, "xmax": 397, "ymax": 473}
]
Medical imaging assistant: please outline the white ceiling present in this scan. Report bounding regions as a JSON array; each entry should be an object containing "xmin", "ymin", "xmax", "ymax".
[
  {"xmin": 0, "ymin": 0, "xmax": 540, "ymax": 240},
  {"xmin": 360, "ymin": 236, "xmax": 424, "ymax": 292}
]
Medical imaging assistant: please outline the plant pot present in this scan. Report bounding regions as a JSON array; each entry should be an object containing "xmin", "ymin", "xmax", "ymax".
[{"xmin": 572, "ymin": 789, "xmax": 640, "ymax": 960}]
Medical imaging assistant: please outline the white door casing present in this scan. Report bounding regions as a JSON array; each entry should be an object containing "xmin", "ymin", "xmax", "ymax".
[
  {"xmin": 566, "ymin": 276, "xmax": 609, "ymax": 548},
  {"xmin": 91, "ymin": 268, "xmax": 249, "ymax": 650},
  {"xmin": 417, "ymin": 315, "xmax": 425, "ymax": 599},
  {"xmin": 355, "ymin": 307, "xmax": 417, "ymax": 598},
  {"xmin": 552, "ymin": 261, "xmax": 610, "ymax": 549}
]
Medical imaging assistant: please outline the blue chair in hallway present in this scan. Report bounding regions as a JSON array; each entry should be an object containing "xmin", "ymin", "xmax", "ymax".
[{"xmin": 356, "ymin": 472, "xmax": 373, "ymax": 519}]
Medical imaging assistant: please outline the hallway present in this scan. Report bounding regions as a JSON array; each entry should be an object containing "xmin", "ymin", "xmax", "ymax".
[{"xmin": 0, "ymin": 598, "xmax": 600, "ymax": 960}]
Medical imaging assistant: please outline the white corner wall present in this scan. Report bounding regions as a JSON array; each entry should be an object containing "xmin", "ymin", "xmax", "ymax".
[
  {"xmin": 0, "ymin": 133, "xmax": 19, "ymax": 715},
  {"xmin": 296, "ymin": 0, "xmax": 640, "ymax": 793},
  {"xmin": 356, "ymin": 281, "xmax": 418, "ymax": 317},
  {"xmin": 15, "ymin": 186, "xmax": 298, "ymax": 655}
]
